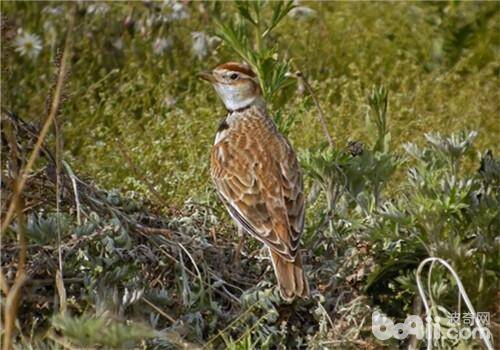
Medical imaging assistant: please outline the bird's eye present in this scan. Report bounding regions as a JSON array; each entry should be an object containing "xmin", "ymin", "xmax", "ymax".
[{"xmin": 230, "ymin": 73, "xmax": 239, "ymax": 80}]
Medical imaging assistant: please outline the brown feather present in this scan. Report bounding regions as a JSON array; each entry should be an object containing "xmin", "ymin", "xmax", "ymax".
[
  {"xmin": 216, "ymin": 62, "xmax": 256, "ymax": 78},
  {"xmin": 210, "ymin": 103, "xmax": 309, "ymax": 300},
  {"xmin": 269, "ymin": 249, "xmax": 309, "ymax": 301}
]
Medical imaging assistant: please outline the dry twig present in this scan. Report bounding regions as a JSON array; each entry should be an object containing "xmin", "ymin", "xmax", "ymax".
[
  {"xmin": 2, "ymin": 197, "xmax": 28, "ymax": 350},
  {"xmin": 295, "ymin": 71, "xmax": 334, "ymax": 148},
  {"xmin": 1, "ymin": 8, "xmax": 75, "ymax": 348},
  {"xmin": 0, "ymin": 6, "xmax": 75, "ymax": 234}
]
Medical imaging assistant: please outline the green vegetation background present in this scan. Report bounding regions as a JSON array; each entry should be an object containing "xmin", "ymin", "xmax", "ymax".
[
  {"xmin": 1, "ymin": 2, "xmax": 499, "ymax": 348},
  {"xmin": 3, "ymin": 1, "xmax": 499, "ymax": 204}
]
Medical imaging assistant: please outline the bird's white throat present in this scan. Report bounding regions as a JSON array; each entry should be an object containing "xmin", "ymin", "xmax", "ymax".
[{"xmin": 214, "ymin": 83, "xmax": 261, "ymax": 111}]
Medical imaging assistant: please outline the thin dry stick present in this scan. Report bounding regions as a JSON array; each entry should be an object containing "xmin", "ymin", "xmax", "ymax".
[
  {"xmin": 55, "ymin": 270, "xmax": 67, "ymax": 314},
  {"xmin": 54, "ymin": 101, "xmax": 68, "ymax": 314},
  {"xmin": 295, "ymin": 71, "xmax": 334, "ymax": 148},
  {"xmin": 0, "ymin": 7, "xmax": 75, "ymax": 234},
  {"xmin": 137, "ymin": 231, "xmax": 241, "ymax": 305},
  {"xmin": 1, "ymin": 119, "xmax": 19, "ymax": 298},
  {"xmin": 45, "ymin": 331, "xmax": 79, "ymax": 350},
  {"xmin": 62, "ymin": 161, "xmax": 83, "ymax": 225},
  {"xmin": 2, "ymin": 196, "xmax": 28, "ymax": 350},
  {"xmin": 138, "ymin": 225, "xmax": 173, "ymax": 238},
  {"xmin": 0, "ymin": 268, "xmax": 10, "ymax": 295},
  {"xmin": 2, "ymin": 114, "xmax": 29, "ymax": 349},
  {"xmin": 178, "ymin": 242, "xmax": 203, "ymax": 284},
  {"xmin": 142, "ymin": 297, "xmax": 177, "ymax": 324}
]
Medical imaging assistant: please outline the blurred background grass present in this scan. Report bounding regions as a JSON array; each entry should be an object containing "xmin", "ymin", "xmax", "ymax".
[
  {"xmin": 2, "ymin": 1, "xmax": 499, "ymax": 205},
  {"xmin": 2, "ymin": 2, "xmax": 499, "ymax": 348}
]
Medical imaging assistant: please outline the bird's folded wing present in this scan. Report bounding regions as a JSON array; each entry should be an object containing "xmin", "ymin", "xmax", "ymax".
[
  {"xmin": 278, "ymin": 137, "xmax": 305, "ymax": 256},
  {"xmin": 211, "ymin": 135, "xmax": 304, "ymax": 261}
]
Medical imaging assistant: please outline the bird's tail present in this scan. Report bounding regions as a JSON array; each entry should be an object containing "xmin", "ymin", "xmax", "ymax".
[{"xmin": 269, "ymin": 249, "xmax": 309, "ymax": 301}]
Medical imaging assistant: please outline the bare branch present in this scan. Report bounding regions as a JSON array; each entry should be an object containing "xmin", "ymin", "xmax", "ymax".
[
  {"xmin": 2, "ymin": 196, "xmax": 28, "ymax": 350},
  {"xmin": 295, "ymin": 71, "xmax": 334, "ymax": 148},
  {"xmin": 1, "ymin": 6, "xmax": 75, "ymax": 234}
]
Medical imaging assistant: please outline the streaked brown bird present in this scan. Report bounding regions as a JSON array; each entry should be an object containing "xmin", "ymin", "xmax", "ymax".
[{"xmin": 199, "ymin": 62, "xmax": 309, "ymax": 301}]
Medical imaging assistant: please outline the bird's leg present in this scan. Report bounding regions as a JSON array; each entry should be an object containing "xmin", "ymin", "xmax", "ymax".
[{"xmin": 233, "ymin": 226, "xmax": 246, "ymax": 266}]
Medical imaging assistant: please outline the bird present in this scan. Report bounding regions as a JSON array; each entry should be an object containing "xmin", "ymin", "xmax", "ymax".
[{"xmin": 199, "ymin": 62, "xmax": 309, "ymax": 301}]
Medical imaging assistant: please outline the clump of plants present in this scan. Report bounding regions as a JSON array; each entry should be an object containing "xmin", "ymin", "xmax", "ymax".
[{"xmin": 301, "ymin": 84, "xmax": 499, "ymax": 348}]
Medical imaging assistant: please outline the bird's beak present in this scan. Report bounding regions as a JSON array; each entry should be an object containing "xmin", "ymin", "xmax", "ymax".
[{"xmin": 198, "ymin": 71, "xmax": 216, "ymax": 83}]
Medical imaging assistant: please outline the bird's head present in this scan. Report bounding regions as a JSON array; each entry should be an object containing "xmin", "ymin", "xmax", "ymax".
[{"xmin": 199, "ymin": 62, "xmax": 262, "ymax": 111}]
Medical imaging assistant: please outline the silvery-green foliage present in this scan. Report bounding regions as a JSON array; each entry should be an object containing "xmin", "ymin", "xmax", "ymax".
[
  {"xmin": 425, "ymin": 130, "xmax": 478, "ymax": 172},
  {"xmin": 368, "ymin": 131, "xmax": 499, "ymax": 318},
  {"xmin": 24, "ymin": 213, "xmax": 71, "ymax": 245}
]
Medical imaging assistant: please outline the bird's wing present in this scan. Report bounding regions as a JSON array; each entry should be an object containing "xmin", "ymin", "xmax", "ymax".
[
  {"xmin": 278, "ymin": 136, "xmax": 305, "ymax": 257},
  {"xmin": 211, "ymin": 127, "xmax": 304, "ymax": 261}
]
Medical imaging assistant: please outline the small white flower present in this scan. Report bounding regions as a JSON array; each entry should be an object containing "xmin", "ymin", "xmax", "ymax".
[
  {"xmin": 86, "ymin": 3, "xmax": 109, "ymax": 16},
  {"xmin": 288, "ymin": 6, "xmax": 317, "ymax": 21},
  {"xmin": 170, "ymin": 2, "xmax": 189, "ymax": 20},
  {"xmin": 191, "ymin": 32, "xmax": 208, "ymax": 60},
  {"xmin": 161, "ymin": 0, "xmax": 174, "ymax": 8},
  {"xmin": 136, "ymin": 19, "xmax": 148, "ymax": 37},
  {"xmin": 163, "ymin": 94, "xmax": 177, "ymax": 107},
  {"xmin": 113, "ymin": 38, "xmax": 124, "ymax": 50},
  {"xmin": 14, "ymin": 31, "xmax": 43, "ymax": 59},
  {"xmin": 153, "ymin": 37, "xmax": 173, "ymax": 55},
  {"xmin": 154, "ymin": 14, "xmax": 170, "ymax": 25},
  {"xmin": 42, "ymin": 6, "xmax": 64, "ymax": 16}
]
